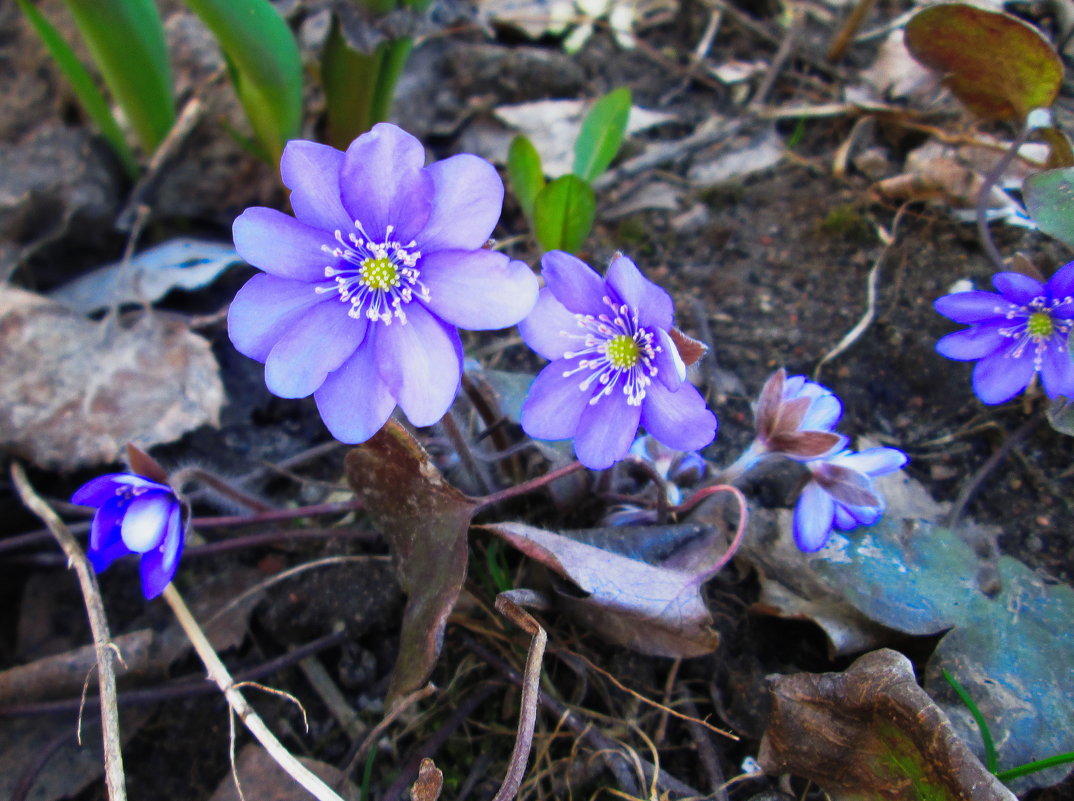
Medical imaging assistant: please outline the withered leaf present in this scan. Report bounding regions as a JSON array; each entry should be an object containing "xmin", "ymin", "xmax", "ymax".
[
  {"xmin": 483, "ymin": 522, "xmax": 725, "ymax": 657},
  {"xmin": 344, "ymin": 421, "xmax": 478, "ymax": 703},
  {"xmin": 208, "ymin": 744, "xmax": 359, "ymax": 801},
  {"xmin": 0, "ymin": 287, "xmax": 223, "ymax": 469},
  {"xmin": 758, "ymin": 649, "xmax": 1017, "ymax": 801}
]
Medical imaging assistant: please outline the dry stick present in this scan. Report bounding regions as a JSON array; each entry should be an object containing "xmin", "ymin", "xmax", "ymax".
[
  {"xmin": 440, "ymin": 409, "xmax": 494, "ymax": 495},
  {"xmin": 338, "ymin": 683, "xmax": 438, "ymax": 783},
  {"xmin": 161, "ymin": 584, "xmax": 347, "ymax": 801},
  {"xmin": 825, "ymin": 0, "xmax": 877, "ymax": 63},
  {"xmin": 749, "ymin": 5, "xmax": 807, "ymax": 110},
  {"xmin": 679, "ymin": 695, "xmax": 728, "ymax": 801},
  {"xmin": 10, "ymin": 463, "xmax": 128, "ymax": 801}
]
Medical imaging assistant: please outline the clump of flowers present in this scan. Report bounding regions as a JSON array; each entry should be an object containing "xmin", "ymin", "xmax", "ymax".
[
  {"xmin": 229, "ymin": 123, "xmax": 539, "ymax": 443},
  {"xmin": 519, "ymin": 251, "xmax": 718, "ymax": 469},
  {"xmin": 934, "ymin": 262, "xmax": 1074, "ymax": 404},
  {"xmin": 71, "ymin": 473, "xmax": 186, "ymax": 599}
]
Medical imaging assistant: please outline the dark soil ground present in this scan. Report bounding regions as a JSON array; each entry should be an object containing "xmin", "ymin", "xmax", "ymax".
[{"xmin": 2, "ymin": 1, "xmax": 1073, "ymax": 800}]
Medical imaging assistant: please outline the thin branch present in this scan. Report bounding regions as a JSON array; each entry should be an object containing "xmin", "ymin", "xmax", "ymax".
[{"xmin": 11, "ymin": 462, "xmax": 127, "ymax": 801}]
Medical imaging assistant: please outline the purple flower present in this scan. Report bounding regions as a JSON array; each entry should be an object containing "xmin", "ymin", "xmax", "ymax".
[
  {"xmin": 935, "ymin": 263, "xmax": 1074, "ymax": 404},
  {"xmin": 72, "ymin": 474, "xmax": 186, "ymax": 599},
  {"xmin": 753, "ymin": 368, "xmax": 846, "ymax": 461},
  {"xmin": 519, "ymin": 251, "xmax": 717, "ymax": 469},
  {"xmin": 793, "ymin": 447, "xmax": 908, "ymax": 552},
  {"xmin": 228, "ymin": 123, "xmax": 539, "ymax": 443}
]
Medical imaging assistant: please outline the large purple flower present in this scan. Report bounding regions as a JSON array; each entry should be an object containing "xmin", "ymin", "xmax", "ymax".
[
  {"xmin": 519, "ymin": 251, "xmax": 717, "ymax": 469},
  {"xmin": 935, "ymin": 263, "xmax": 1074, "ymax": 404},
  {"xmin": 793, "ymin": 447, "xmax": 908, "ymax": 552},
  {"xmin": 229, "ymin": 123, "xmax": 539, "ymax": 443},
  {"xmin": 72, "ymin": 474, "xmax": 186, "ymax": 599}
]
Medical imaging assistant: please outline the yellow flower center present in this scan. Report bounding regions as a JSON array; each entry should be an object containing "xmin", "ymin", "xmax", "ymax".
[
  {"xmin": 359, "ymin": 256, "xmax": 399, "ymax": 291},
  {"xmin": 1027, "ymin": 310, "xmax": 1055, "ymax": 339},
  {"xmin": 605, "ymin": 334, "xmax": 640, "ymax": 368}
]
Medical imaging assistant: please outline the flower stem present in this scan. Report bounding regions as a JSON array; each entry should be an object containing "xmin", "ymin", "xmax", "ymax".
[
  {"xmin": 161, "ymin": 584, "xmax": 347, "ymax": 801},
  {"xmin": 473, "ymin": 461, "xmax": 587, "ymax": 512},
  {"xmin": 670, "ymin": 484, "xmax": 749, "ymax": 573},
  {"xmin": 976, "ymin": 123, "xmax": 1031, "ymax": 273},
  {"xmin": 171, "ymin": 466, "xmax": 272, "ymax": 514}
]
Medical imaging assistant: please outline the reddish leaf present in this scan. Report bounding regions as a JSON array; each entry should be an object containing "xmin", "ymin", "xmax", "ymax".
[
  {"xmin": 759, "ymin": 649, "xmax": 1017, "ymax": 801},
  {"xmin": 344, "ymin": 421, "xmax": 478, "ymax": 703},
  {"xmin": 904, "ymin": 4, "xmax": 1062, "ymax": 121},
  {"xmin": 668, "ymin": 327, "xmax": 707, "ymax": 367}
]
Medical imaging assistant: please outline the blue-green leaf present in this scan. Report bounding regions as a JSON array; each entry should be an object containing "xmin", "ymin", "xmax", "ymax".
[
  {"xmin": 14, "ymin": 0, "xmax": 137, "ymax": 176},
  {"xmin": 182, "ymin": 0, "xmax": 303, "ymax": 162},
  {"xmin": 573, "ymin": 87, "xmax": 631, "ymax": 182},
  {"xmin": 507, "ymin": 135, "xmax": 545, "ymax": 223},
  {"xmin": 534, "ymin": 175, "xmax": 595, "ymax": 254},
  {"xmin": 1024, "ymin": 167, "xmax": 1074, "ymax": 250},
  {"xmin": 61, "ymin": 0, "xmax": 175, "ymax": 153}
]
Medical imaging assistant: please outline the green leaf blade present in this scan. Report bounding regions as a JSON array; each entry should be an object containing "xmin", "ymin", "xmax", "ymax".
[
  {"xmin": 534, "ymin": 175, "xmax": 596, "ymax": 254},
  {"xmin": 507, "ymin": 135, "xmax": 545, "ymax": 223},
  {"xmin": 182, "ymin": 0, "xmax": 303, "ymax": 162},
  {"xmin": 1024, "ymin": 168, "xmax": 1074, "ymax": 250},
  {"xmin": 62, "ymin": 0, "xmax": 175, "ymax": 152},
  {"xmin": 573, "ymin": 87, "xmax": 631, "ymax": 182}
]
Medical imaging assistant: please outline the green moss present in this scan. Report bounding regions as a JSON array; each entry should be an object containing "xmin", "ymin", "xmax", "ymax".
[{"xmin": 819, "ymin": 203, "xmax": 876, "ymax": 244}]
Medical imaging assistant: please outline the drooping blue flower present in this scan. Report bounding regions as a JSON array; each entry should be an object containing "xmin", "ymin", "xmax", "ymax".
[
  {"xmin": 228, "ymin": 123, "xmax": 539, "ymax": 443},
  {"xmin": 519, "ymin": 251, "xmax": 717, "ymax": 469},
  {"xmin": 71, "ymin": 474, "xmax": 186, "ymax": 599},
  {"xmin": 792, "ymin": 447, "xmax": 908, "ymax": 552},
  {"xmin": 935, "ymin": 262, "xmax": 1074, "ymax": 404}
]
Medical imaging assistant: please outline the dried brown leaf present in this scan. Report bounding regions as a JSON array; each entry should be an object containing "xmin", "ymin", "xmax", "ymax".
[
  {"xmin": 208, "ymin": 744, "xmax": 359, "ymax": 801},
  {"xmin": 758, "ymin": 649, "xmax": 1017, "ymax": 801},
  {"xmin": 344, "ymin": 421, "xmax": 478, "ymax": 703},
  {"xmin": 0, "ymin": 287, "xmax": 222, "ymax": 469}
]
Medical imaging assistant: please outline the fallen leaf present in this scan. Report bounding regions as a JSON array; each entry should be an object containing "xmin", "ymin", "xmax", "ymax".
[
  {"xmin": 207, "ymin": 744, "xmax": 359, "ymax": 801},
  {"xmin": 51, "ymin": 238, "xmax": 241, "ymax": 314},
  {"xmin": 0, "ymin": 287, "xmax": 223, "ymax": 469},
  {"xmin": 687, "ymin": 125, "xmax": 784, "ymax": 187},
  {"xmin": 483, "ymin": 521, "xmax": 727, "ymax": 657},
  {"xmin": 758, "ymin": 648, "xmax": 1017, "ymax": 801},
  {"xmin": 344, "ymin": 421, "xmax": 478, "ymax": 703}
]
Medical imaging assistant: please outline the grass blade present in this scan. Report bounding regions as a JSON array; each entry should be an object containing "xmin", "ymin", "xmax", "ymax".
[
  {"xmin": 62, "ymin": 0, "xmax": 175, "ymax": 153},
  {"xmin": 15, "ymin": 0, "xmax": 137, "ymax": 177},
  {"xmin": 573, "ymin": 87, "xmax": 631, "ymax": 183},
  {"xmin": 534, "ymin": 175, "xmax": 595, "ymax": 254},
  {"xmin": 942, "ymin": 668, "xmax": 998, "ymax": 773},
  {"xmin": 183, "ymin": 0, "xmax": 303, "ymax": 162}
]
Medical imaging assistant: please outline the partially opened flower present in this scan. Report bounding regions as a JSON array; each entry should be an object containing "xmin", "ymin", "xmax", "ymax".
[
  {"xmin": 935, "ymin": 263, "xmax": 1074, "ymax": 404},
  {"xmin": 229, "ymin": 123, "xmax": 539, "ymax": 443},
  {"xmin": 753, "ymin": 369, "xmax": 846, "ymax": 461},
  {"xmin": 72, "ymin": 474, "xmax": 186, "ymax": 599},
  {"xmin": 519, "ymin": 251, "xmax": 717, "ymax": 469},
  {"xmin": 792, "ymin": 447, "xmax": 908, "ymax": 552}
]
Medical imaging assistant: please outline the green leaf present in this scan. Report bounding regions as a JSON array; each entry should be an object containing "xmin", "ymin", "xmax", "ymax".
[
  {"xmin": 534, "ymin": 175, "xmax": 596, "ymax": 253},
  {"xmin": 1024, "ymin": 168, "xmax": 1074, "ymax": 250},
  {"xmin": 182, "ymin": 0, "xmax": 303, "ymax": 163},
  {"xmin": 507, "ymin": 136, "xmax": 545, "ymax": 223},
  {"xmin": 573, "ymin": 87, "xmax": 631, "ymax": 182},
  {"xmin": 904, "ymin": 3, "xmax": 1062, "ymax": 121},
  {"xmin": 14, "ymin": 0, "xmax": 137, "ymax": 177},
  {"xmin": 1046, "ymin": 396, "xmax": 1074, "ymax": 436},
  {"xmin": 61, "ymin": 0, "xmax": 175, "ymax": 152}
]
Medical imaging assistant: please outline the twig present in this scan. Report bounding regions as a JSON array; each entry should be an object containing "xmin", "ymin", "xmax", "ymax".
[
  {"xmin": 298, "ymin": 654, "xmax": 365, "ymax": 741},
  {"xmin": 339, "ymin": 683, "xmax": 438, "ymax": 783},
  {"xmin": 441, "ymin": 409, "xmax": 494, "ymax": 495},
  {"xmin": 161, "ymin": 584, "xmax": 347, "ymax": 801},
  {"xmin": 473, "ymin": 462, "xmax": 588, "ymax": 512},
  {"xmin": 749, "ymin": 6, "xmax": 807, "ymax": 109},
  {"xmin": 11, "ymin": 462, "xmax": 127, "ymax": 801},
  {"xmin": 976, "ymin": 123, "xmax": 1032, "ymax": 273},
  {"xmin": 680, "ymin": 695, "xmax": 728, "ymax": 800},
  {"xmin": 826, "ymin": 0, "xmax": 877, "ymax": 63}
]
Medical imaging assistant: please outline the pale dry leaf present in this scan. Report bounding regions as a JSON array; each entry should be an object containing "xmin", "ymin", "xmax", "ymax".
[{"xmin": 0, "ymin": 286, "xmax": 223, "ymax": 469}]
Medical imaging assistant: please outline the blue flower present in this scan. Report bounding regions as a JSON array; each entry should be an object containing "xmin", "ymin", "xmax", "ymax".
[
  {"xmin": 72, "ymin": 474, "xmax": 186, "ymax": 599},
  {"xmin": 935, "ymin": 262, "xmax": 1074, "ymax": 404},
  {"xmin": 228, "ymin": 123, "xmax": 539, "ymax": 443},
  {"xmin": 519, "ymin": 251, "xmax": 717, "ymax": 469},
  {"xmin": 792, "ymin": 447, "xmax": 908, "ymax": 552},
  {"xmin": 754, "ymin": 369, "xmax": 846, "ymax": 461}
]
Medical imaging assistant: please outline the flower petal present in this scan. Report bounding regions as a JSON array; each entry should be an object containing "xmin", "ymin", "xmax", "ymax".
[
  {"xmin": 314, "ymin": 330, "xmax": 397, "ymax": 443},
  {"xmin": 541, "ymin": 251, "xmax": 606, "ymax": 316},
  {"xmin": 139, "ymin": 503, "xmax": 184, "ymax": 599},
  {"xmin": 934, "ymin": 291, "xmax": 1012, "ymax": 323},
  {"xmin": 417, "ymin": 154, "xmax": 504, "ymax": 251},
  {"xmin": 992, "ymin": 271, "xmax": 1044, "ymax": 304},
  {"xmin": 73, "ymin": 474, "xmax": 163, "ymax": 507},
  {"xmin": 574, "ymin": 394, "xmax": 642, "ymax": 469},
  {"xmin": 835, "ymin": 447, "xmax": 908, "ymax": 476},
  {"xmin": 793, "ymin": 482, "xmax": 835, "ymax": 552},
  {"xmin": 1039, "ymin": 336, "xmax": 1074, "ymax": 399},
  {"xmin": 1047, "ymin": 260, "xmax": 1074, "ymax": 304},
  {"xmin": 935, "ymin": 322, "xmax": 1007, "ymax": 361},
  {"xmin": 640, "ymin": 382, "xmax": 717, "ymax": 452},
  {"xmin": 280, "ymin": 140, "xmax": 351, "ymax": 232},
  {"xmin": 339, "ymin": 123, "xmax": 432, "ymax": 243},
  {"xmin": 88, "ymin": 535, "xmax": 132, "ymax": 574},
  {"xmin": 228, "ymin": 274, "xmax": 327, "ymax": 362},
  {"xmin": 606, "ymin": 255, "xmax": 674, "ymax": 330},
  {"xmin": 264, "ymin": 300, "xmax": 367, "ymax": 398},
  {"xmin": 518, "ymin": 288, "xmax": 579, "ymax": 361},
  {"xmin": 653, "ymin": 328, "xmax": 686, "ymax": 391},
  {"xmin": 801, "ymin": 393, "xmax": 842, "ymax": 432},
  {"xmin": 419, "ymin": 250, "xmax": 538, "ymax": 330},
  {"xmin": 233, "ymin": 207, "xmax": 335, "ymax": 282},
  {"xmin": 90, "ymin": 496, "xmax": 126, "ymax": 552},
  {"xmin": 972, "ymin": 346, "xmax": 1036, "ymax": 404},
  {"xmin": 375, "ymin": 303, "xmax": 462, "ymax": 426},
  {"xmin": 520, "ymin": 361, "xmax": 591, "ymax": 440},
  {"xmin": 121, "ymin": 491, "xmax": 174, "ymax": 553}
]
